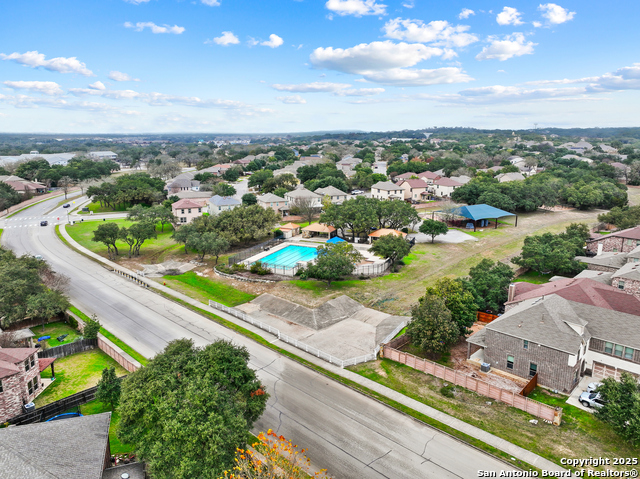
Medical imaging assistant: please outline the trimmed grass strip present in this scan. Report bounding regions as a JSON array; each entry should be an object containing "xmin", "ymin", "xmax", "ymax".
[{"xmin": 162, "ymin": 271, "xmax": 256, "ymax": 307}]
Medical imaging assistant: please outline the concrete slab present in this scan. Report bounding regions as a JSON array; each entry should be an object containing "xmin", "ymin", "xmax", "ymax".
[
  {"xmin": 566, "ymin": 376, "xmax": 596, "ymax": 412},
  {"xmin": 408, "ymin": 223, "xmax": 477, "ymax": 244},
  {"xmin": 238, "ymin": 294, "xmax": 407, "ymax": 361}
]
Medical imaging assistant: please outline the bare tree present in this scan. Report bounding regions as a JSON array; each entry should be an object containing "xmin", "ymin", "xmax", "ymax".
[
  {"xmin": 40, "ymin": 269, "xmax": 71, "ymax": 293},
  {"xmin": 59, "ymin": 176, "xmax": 74, "ymax": 199},
  {"xmin": 290, "ymin": 196, "xmax": 318, "ymax": 225},
  {"xmin": 0, "ymin": 330, "xmax": 17, "ymax": 348}
]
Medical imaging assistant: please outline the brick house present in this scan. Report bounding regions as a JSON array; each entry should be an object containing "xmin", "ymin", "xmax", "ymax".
[
  {"xmin": 0, "ymin": 348, "xmax": 44, "ymax": 423},
  {"xmin": 576, "ymin": 242, "xmax": 640, "ymax": 298},
  {"xmin": 467, "ymin": 294, "xmax": 640, "ymax": 392},
  {"xmin": 586, "ymin": 226, "xmax": 640, "ymax": 254},
  {"xmin": 172, "ymin": 198, "xmax": 207, "ymax": 224}
]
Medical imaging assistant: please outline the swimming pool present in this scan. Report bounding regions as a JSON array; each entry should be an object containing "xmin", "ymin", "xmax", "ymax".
[{"xmin": 259, "ymin": 245, "xmax": 318, "ymax": 268}]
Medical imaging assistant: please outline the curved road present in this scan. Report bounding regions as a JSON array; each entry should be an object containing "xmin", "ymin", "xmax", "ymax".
[{"xmin": 1, "ymin": 195, "xmax": 514, "ymax": 478}]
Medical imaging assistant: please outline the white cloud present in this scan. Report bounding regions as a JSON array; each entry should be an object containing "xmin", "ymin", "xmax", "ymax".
[
  {"xmin": 0, "ymin": 50, "xmax": 94, "ymax": 76},
  {"xmin": 108, "ymin": 71, "xmax": 140, "ymax": 82},
  {"xmin": 538, "ymin": 3, "xmax": 575, "ymax": 24},
  {"xmin": 402, "ymin": 1, "xmax": 414, "ymax": 8},
  {"xmin": 207, "ymin": 31, "xmax": 240, "ymax": 46},
  {"xmin": 201, "ymin": 0, "xmax": 221, "ymax": 5},
  {"xmin": 459, "ymin": 8, "xmax": 475, "ymax": 19},
  {"xmin": 3, "ymin": 80, "xmax": 64, "ymax": 96},
  {"xmin": 476, "ymin": 33, "xmax": 536, "ymax": 61},
  {"xmin": 586, "ymin": 63, "xmax": 640, "ymax": 92},
  {"xmin": 123, "ymin": 0, "xmax": 150, "ymax": 4},
  {"xmin": 325, "ymin": 0, "xmax": 386, "ymax": 17},
  {"xmin": 0, "ymin": 94, "xmax": 117, "ymax": 111},
  {"xmin": 124, "ymin": 22, "xmax": 185, "ymax": 34},
  {"xmin": 382, "ymin": 18, "xmax": 478, "ymax": 48},
  {"xmin": 310, "ymin": 41, "xmax": 443, "ymax": 74},
  {"xmin": 261, "ymin": 34, "xmax": 284, "ymax": 48},
  {"xmin": 88, "ymin": 81, "xmax": 106, "ymax": 91},
  {"xmin": 276, "ymin": 95, "xmax": 307, "ymax": 104},
  {"xmin": 358, "ymin": 67, "xmax": 472, "ymax": 86},
  {"xmin": 271, "ymin": 82, "xmax": 352, "ymax": 92},
  {"xmin": 532, "ymin": 21, "xmax": 542, "ymax": 28},
  {"xmin": 334, "ymin": 88, "xmax": 385, "ymax": 96},
  {"xmin": 496, "ymin": 7, "xmax": 524, "ymax": 26}
]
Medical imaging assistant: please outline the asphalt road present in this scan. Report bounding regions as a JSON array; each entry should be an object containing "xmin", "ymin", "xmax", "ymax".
[{"xmin": 0, "ymin": 194, "xmax": 516, "ymax": 479}]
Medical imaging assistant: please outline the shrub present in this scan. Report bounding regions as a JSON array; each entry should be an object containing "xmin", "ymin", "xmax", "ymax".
[
  {"xmin": 440, "ymin": 385, "xmax": 456, "ymax": 398},
  {"xmin": 216, "ymin": 264, "xmax": 233, "ymax": 274},
  {"xmin": 232, "ymin": 263, "xmax": 247, "ymax": 272},
  {"xmin": 83, "ymin": 314, "xmax": 101, "ymax": 340},
  {"xmin": 250, "ymin": 261, "xmax": 271, "ymax": 275},
  {"xmin": 273, "ymin": 229, "xmax": 283, "ymax": 237},
  {"xmin": 66, "ymin": 314, "xmax": 78, "ymax": 330}
]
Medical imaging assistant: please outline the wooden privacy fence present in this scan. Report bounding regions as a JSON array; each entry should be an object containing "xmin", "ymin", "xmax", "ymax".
[
  {"xmin": 38, "ymin": 338, "xmax": 97, "ymax": 359},
  {"xmin": 382, "ymin": 341, "xmax": 562, "ymax": 425},
  {"xmin": 477, "ymin": 311, "xmax": 499, "ymax": 323},
  {"xmin": 520, "ymin": 373, "xmax": 538, "ymax": 397},
  {"xmin": 8, "ymin": 385, "xmax": 98, "ymax": 426}
]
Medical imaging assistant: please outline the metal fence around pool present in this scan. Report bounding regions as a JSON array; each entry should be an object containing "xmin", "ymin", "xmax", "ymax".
[
  {"xmin": 228, "ymin": 235, "xmax": 285, "ymax": 266},
  {"xmin": 208, "ymin": 299, "xmax": 406, "ymax": 368}
]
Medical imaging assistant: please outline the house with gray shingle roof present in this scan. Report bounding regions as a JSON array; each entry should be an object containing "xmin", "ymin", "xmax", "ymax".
[
  {"xmin": 208, "ymin": 195, "xmax": 241, "ymax": 216},
  {"xmin": 371, "ymin": 181, "xmax": 404, "ymax": 200},
  {"xmin": 467, "ymin": 294, "xmax": 640, "ymax": 392},
  {"xmin": 257, "ymin": 193, "xmax": 288, "ymax": 215},
  {"xmin": 314, "ymin": 185, "xmax": 348, "ymax": 204}
]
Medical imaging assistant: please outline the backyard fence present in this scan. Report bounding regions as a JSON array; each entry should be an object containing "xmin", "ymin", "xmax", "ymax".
[
  {"xmin": 208, "ymin": 299, "xmax": 406, "ymax": 368},
  {"xmin": 382, "ymin": 337, "xmax": 562, "ymax": 425},
  {"xmin": 477, "ymin": 312, "xmax": 499, "ymax": 323},
  {"xmin": 38, "ymin": 338, "xmax": 97, "ymax": 359},
  {"xmin": 354, "ymin": 259, "xmax": 392, "ymax": 276},
  {"xmin": 228, "ymin": 236, "xmax": 286, "ymax": 266}
]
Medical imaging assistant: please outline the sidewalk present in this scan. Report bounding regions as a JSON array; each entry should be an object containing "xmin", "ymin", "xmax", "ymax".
[{"xmin": 58, "ymin": 224, "xmax": 566, "ymax": 473}]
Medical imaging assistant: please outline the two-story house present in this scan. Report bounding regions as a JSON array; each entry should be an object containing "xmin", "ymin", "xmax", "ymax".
[
  {"xmin": 397, "ymin": 179, "xmax": 429, "ymax": 201},
  {"xmin": 284, "ymin": 188, "xmax": 323, "ymax": 208},
  {"xmin": 586, "ymin": 225, "xmax": 640, "ymax": 255},
  {"xmin": 208, "ymin": 195, "xmax": 241, "ymax": 216},
  {"xmin": 370, "ymin": 181, "xmax": 404, "ymax": 200},
  {"xmin": 172, "ymin": 198, "xmax": 207, "ymax": 224},
  {"xmin": 429, "ymin": 177, "xmax": 462, "ymax": 198},
  {"xmin": 314, "ymin": 186, "xmax": 348, "ymax": 205},
  {"xmin": 0, "ymin": 348, "xmax": 45, "ymax": 423},
  {"xmin": 257, "ymin": 193, "xmax": 288, "ymax": 215}
]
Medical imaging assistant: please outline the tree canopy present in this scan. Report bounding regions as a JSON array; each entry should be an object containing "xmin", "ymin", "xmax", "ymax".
[
  {"xmin": 117, "ymin": 339, "xmax": 268, "ymax": 479},
  {"xmin": 425, "ymin": 278, "xmax": 477, "ymax": 335},
  {"xmin": 369, "ymin": 234, "xmax": 411, "ymax": 269},
  {"xmin": 466, "ymin": 258, "xmax": 514, "ymax": 312},
  {"xmin": 306, "ymin": 242, "xmax": 363, "ymax": 286},
  {"xmin": 419, "ymin": 219, "xmax": 448, "ymax": 243},
  {"xmin": 406, "ymin": 295, "xmax": 459, "ymax": 356},
  {"xmin": 596, "ymin": 372, "xmax": 640, "ymax": 446}
]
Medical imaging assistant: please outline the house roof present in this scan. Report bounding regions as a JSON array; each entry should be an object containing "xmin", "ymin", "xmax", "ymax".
[
  {"xmin": 257, "ymin": 193, "xmax": 286, "ymax": 203},
  {"xmin": 369, "ymin": 228, "xmax": 407, "ymax": 238},
  {"xmin": 628, "ymin": 245, "xmax": 640, "ymax": 259},
  {"xmin": 38, "ymin": 357, "xmax": 56, "ymax": 372},
  {"xmin": 575, "ymin": 252, "xmax": 628, "ymax": 269},
  {"xmin": 419, "ymin": 171, "xmax": 441, "ymax": 180},
  {"xmin": 398, "ymin": 179, "xmax": 429, "ymax": 188},
  {"xmin": 208, "ymin": 195, "xmax": 241, "ymax": 207},
  {"xmin": 168, "ymin": 178, "xmax": 199, "ymax": 188},
  {"xmin": 0, "ymin": 412, "xmax": 111, "ymax": 479},
  {"xmin": 371, "ymin": 181, "xmax": 401, "ymax": 191},
  {"xmin": 279, "ymin": 222, "xmax": 300, "ymax": 231},
  {"xmin": 434, "ymin": 177, "xmax": 462, "ymax": 187},
  {"xmin": 451, "ymin": 204, "xmax": 515, "ymax": 220},
  {"xmin": 302, "ymin": 223, "xmax": 336, "ymax": 233},
  {"xmin": 315, "ymin": 186, "xmax": 348, "ymax": 196},
  {"xmin": 574, "ymin": 269, "xmax": 613, "ymax": 285},
  {"xmin": 0, "ymin": 360, "xmax": 20, "ymax": 380},
  {"xmin": 496, "ymin": 172, "xmax": 525, "ymax": 182},
  {"xmin": 172, "ymin": 198, "xmax": 206, "ymax": 209},
  {"xmin": 507, "ymin": 277, "xmax": 640, "ymax": 316},
  {"xmin": 395, "ymin": 172, "xmax": 421, "ymax": 180},
  {"xmin": 596, "ymin": 226, "xmax": 640, "ymax": 241},
  {"xmin": 0, "ymin": 348, "xmax": 37, "ymax": 364},
  {"xmin": 285, "ymin": 188, "xmax": 321, "ymax": 199},
  {"xmin": 612, "ymin": 262, "xmax": 640, "ymax": 282},
  {"xmin": 449, "ymin": 175, "xmax": 471, "ymax": 184}
]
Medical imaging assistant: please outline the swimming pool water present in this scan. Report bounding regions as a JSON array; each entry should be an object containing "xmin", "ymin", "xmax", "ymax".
[{"xmin": 259, "ymin": 245, "xmax": 318, "ymax": 268}]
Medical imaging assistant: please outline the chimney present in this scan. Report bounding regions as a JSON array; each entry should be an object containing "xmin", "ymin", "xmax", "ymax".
[{"xmin": 508, "ymin": 283, "xmax": 516, "ymax": 302}]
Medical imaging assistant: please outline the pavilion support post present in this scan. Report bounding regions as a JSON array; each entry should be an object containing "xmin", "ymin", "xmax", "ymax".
[
  {"xmin": 495, "ymin": 218, "xmax": 498, "ymax": 229},
  {"xmin": 515, "ymin": 215, "xmax": 518, "ymax": 227},
  {"xmin": 474, "ymin": 220, "xmax": 477, "ymax": 232},
  {"xmin": 431, "ymin": 211, "xmax": 434, "ymax": 220}
]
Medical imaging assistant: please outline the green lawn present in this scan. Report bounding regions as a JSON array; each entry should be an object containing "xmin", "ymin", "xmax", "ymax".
[
  {"xmin": 348, "ymin": 359, "xmax": 637, "ymax": 473},
  {"xmin": 288, "ymin": 279, "xmax": 362, "ymax": 295},
  {"xmin": 68, "ymin": 306, "xmax": 149, "ymax": 366},
  {"xmin": 30, "ymin": 321, "xmax": 81, "ymax": 348},
  {"xmin": 513, "ymin": 271, "xmax": 553, "ymax": 284},
  {"xmin": 35, "ymin": 349, "xmax": 128, "ymax": 407},
  {"xmin": 78, "ymin": 201, "xmax": 132, "ymax": 214},
  {"xmin": 66, "ymin": 219, "xmax": 175, "ymax": 262},
  {"xmin": 161, "ymin": 271, "xmax": 256, "ymax": 307},
  {"xmin": 77, "ymin": 400, "xmax": 132, "ymax": 454}
]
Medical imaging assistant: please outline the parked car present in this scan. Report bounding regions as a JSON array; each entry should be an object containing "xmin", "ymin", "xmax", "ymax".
[
  {"xmin": 62, "ymin": 203, "xmax": 71, "ymax": 208},
  {"xmin": 580, "ymin": 391, "xmax": 605, "ymax": 409},
  {"xmin": 40, "ymin": 220, "xmax": 48, "ymax": 226},
  {"xmin": 587, "ymin": 382, "xmax": 602, "ymax": 393},
  {"xmin": 351, "ymin": 190, "xmax": 364, "ymax": 195}
]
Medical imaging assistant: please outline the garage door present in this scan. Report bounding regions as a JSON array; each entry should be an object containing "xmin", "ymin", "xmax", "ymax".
[{"xmin": 593, "ymin": 362, "xmax": 625, "ymax": 380}]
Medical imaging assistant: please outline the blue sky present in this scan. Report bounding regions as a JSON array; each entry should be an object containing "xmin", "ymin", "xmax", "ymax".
[{"xmin": 1, "ymin": 0, "xmax": 639, "ymax": 133}]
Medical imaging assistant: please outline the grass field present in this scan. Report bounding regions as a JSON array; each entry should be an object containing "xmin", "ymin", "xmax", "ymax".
[
  {"xmin": 30, "ymin": 321, "xmax": 81, "ymax": 348},
  {"xmin": 66, "ymin": 219, "xmax": 175, "ymax": 263},
  {"xmin": 161, "ymin": 271, "xmax": 256, "ymax": 307},
  {"xmin": 513, "ymin": 271, "xmax": 553, "ymax": 284},
  {"xmin": 35, "ymin": 349, "xmax": 128, "ymax": 407},
  {"xmin": 348, "ymin": 359, "xmax": 637, "ymax": 473},
  {"xmin": 78, "ymin": 201, "xmax": 131, "ymax": 214}
]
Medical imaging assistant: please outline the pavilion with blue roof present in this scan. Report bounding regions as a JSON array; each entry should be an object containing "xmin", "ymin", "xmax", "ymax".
[{"xmin": 434, "ymin": 204, "xmax": 517, "ymax": 231}]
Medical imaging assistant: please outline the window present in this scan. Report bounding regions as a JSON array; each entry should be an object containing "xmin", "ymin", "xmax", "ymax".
[
  {"xmin": 24, "ymin": 359, "xmax": 30, "ymax": 372},
  {"xmin": 180, "ymin": 217, "xmax": 187, "ymax": 223},
  {"xmin": 218, "ymin": 207, "xmax": 221, "ymax": 211},
  {"xmin": 618, "ymin": 281, "xmax": 625, "ymax": 290},
  {"xmin": 188, "ymin": 208, "xmax": 192, "ymax": 214},
  {"xmin": 613, "ymin": 248, "xmax": 618, "ymax": 252},
  {"xmin": 198, "ymin": 208, "xmax": 201, "ymax": 213},
  {"xmin": 30, "ymin": 355, "xmax": 35, "ymax": 369},
  {"xmin": 523, "ymin": 340, "xmax": 529, "ymax": 350},
  {"xmin": 28, "ymin": 378, "xmax": 36, "ymax": 395},
  {"xmin": 625, "ymin": 347, "xmax": 634, "ymax": 360},
  {"xmin": 529, "ymin": 363, "xmax": 537, "ymax": 377},
  {"xmin": 507, "ymin": 355, "xmax": 514, "ymax": 370},
  {"xmin": 0, "ymin": 379, "xmax": 3, "ymax": 393},
  {"xmin": 615, "ymin": 344, "xmax": 624, "ymax": 357},
  {"xmin": 181, "ymin": 209, "xmax": 185, "ymax": 214},
  {"xmin": 627, "ymin": 239, "xmax": 634, "ymax": 245},
  {"xmin": 605, "ymin": 342, "xmax": 613, "ymax": 354}
]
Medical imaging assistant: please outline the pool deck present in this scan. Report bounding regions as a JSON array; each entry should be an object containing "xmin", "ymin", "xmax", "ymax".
[{"xmin": 242, "ymin": 238, "xmax": 387, "ymax": 275}]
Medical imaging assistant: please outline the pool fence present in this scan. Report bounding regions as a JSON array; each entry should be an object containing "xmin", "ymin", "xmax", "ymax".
[
  {"xmin": 228, "ymin": 235, "xmax": 285, "ymax": 266},
  {"xmin": 208, "ymin": 299, "xmax": 406, "ymax": 368}
]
